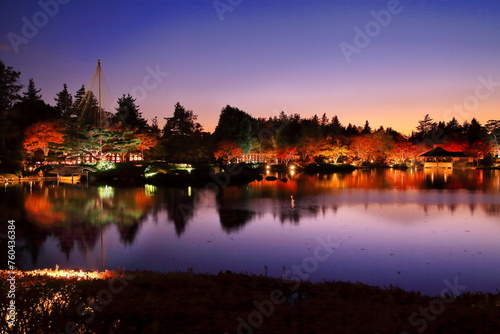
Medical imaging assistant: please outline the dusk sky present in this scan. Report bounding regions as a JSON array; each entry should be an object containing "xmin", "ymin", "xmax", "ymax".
[{"xmin": 1, "ymin": 0, "xmax": 499, "ymax": 134}]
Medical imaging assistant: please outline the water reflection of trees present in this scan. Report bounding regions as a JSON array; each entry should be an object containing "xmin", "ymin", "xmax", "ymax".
[
  {"xmin": 220, "ymin": 169, "xmax": 500, "ymax": 226},
  {"xmin": 153, "ymin": 186, "xmax": 196, "ymax": 237},
  {"xmin": 1, "ymin": 182, "xmax": 156, "ymax": 267},
  {"xmin": 1, "ymin": 169, "xmax": 498, "ymax": 266}
]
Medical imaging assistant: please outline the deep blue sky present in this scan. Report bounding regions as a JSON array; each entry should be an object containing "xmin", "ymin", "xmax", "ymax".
[{"xmin": 1, "ymin": 0, "xmax": 499, "ymax": 133}]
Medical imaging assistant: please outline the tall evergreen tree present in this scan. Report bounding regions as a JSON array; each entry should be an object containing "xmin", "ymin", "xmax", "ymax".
[
  {"xmin": 22, "ymin": 78, "xmax": 42, "ymax": 103},
  {"xmin": 0, "ymin": 61, "xmax": 22, "ymax": 117},
  {"xmin": 73, "ymin": 85, "xmax": 86, "ymax": 109},
  {"xmin": 114, "ymin": 94, "xmax": 147, "ymax": 130},
  {"xmin": 163, "ymin": 102, "xmax": 203, "ymax": 137},
  {"xmin": 213, "ymin": 105, "xmax": 257, "ymax": 153},
  {"xmin": 54, "ymin": 83, "xmax": 74, "ymax": 118},
  {"xmin": 416, "ymin": 114, "xmax": 436, "ymax": 136},
  {"xmin": 329, "ymin": 115, "xmax": 344, "ymax": 136},
  {"xmin": 361, "ymin": 120, "xmax": 372, "ymax": 134}
]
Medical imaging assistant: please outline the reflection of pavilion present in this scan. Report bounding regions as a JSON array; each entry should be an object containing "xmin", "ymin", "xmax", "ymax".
[{"xmin": 419, "ymin": 146, "xmax": 475, "ymax": 168}]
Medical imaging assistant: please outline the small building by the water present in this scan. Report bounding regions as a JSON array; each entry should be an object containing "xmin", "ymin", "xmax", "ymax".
[{"xmin": 419, "ymin": 146, "xmax": 475, "ymax": 168}]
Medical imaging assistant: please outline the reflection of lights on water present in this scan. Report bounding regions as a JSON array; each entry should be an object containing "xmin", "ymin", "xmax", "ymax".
[
  {"xmin": 291, "ymin": 195, "xmax": 295, "ymax": 209},
  {"xmin": 145, "ymin": 184, "xmax": 157, "ymax": 196},
  {"xmin": 188, "ymin": 186, "xmax": 192, "ymax": 196},
  {"xmin": 98, "ymin": 185, "xmax": 114, "ymax": 199}
]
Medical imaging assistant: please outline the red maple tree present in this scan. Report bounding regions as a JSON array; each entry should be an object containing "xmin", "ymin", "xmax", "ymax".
[{"xmin": 23, "ymin": 120, "xmax": 65, "ymax": 157}]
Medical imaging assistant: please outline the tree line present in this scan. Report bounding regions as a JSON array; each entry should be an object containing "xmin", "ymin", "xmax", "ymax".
[{"xmin": 1, "ymin": 60, "xmax": 499, "ymax": 171}]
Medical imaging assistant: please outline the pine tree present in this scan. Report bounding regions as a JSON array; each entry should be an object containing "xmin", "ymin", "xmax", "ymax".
[
  {"xmin": 0, "ymin": 61, "xmax": 22, "ymax": 117},
  {"xmin": 73, "ymin": 85, "xmax": 86, "ymax": 109},
  {"xmin": 54, "ymin": 83, "xmax": 74, "ymax": 118},
  {"xmin": 361, "ymin": 120, "xmax": 372, "ymax": 134},
  {"xmin": 114, "ymin": 94, "xmax": 147, "ymax": 130},
  {"xmin": 416, "ymin": 114, "xmax": 436, "ymax": 136},
  {"xmin": 22, "ymin": 78, "xmax": 42, "ymax": 103}
]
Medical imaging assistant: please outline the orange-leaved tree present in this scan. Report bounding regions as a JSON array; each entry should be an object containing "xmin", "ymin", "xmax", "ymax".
[
  {"xmin": 388, "ymin": 142, "xmax": 425, "ymax": 165},
  {"xmin": 276, "ymin": 146, "xmax": 298, "ymax": 166},
  {"xmin": 23, "ymin": 120, "xmax": 65, "ymax": 157},
  {"xmin": 214, "ymin": 141, "xmax": 243, "ymax": 163},
  {"xmin": 136, "ymin": 132, "xmax": 159, "ymax": 158}
]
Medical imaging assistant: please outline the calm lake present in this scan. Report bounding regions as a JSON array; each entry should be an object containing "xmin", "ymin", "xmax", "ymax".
[{"xmin": 2, "ymin": 168, "xmax": 499, "ymax": 296}]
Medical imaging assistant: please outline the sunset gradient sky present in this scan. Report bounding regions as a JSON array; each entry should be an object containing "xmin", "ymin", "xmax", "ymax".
[{"xmin": 1, "ymin": 0, "xmax": 499, "ymax": 134}]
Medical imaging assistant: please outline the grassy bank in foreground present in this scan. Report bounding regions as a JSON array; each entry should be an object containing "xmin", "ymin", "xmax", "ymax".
[{"xmin": 1, "ymin": 270, "xmax": 499, "ymax": 334}]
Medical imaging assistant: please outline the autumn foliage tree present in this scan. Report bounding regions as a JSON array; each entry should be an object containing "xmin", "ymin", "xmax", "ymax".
[
  {"xmin": 213, "ymin": 141, "xmax": 243, "ymax": 164},
  {"xmin": 276, "ymin": 146, "xmax": 298, "ymax": 166},
  {"xmin": 136, "ymin": 132, "xmax": 159, "ymax": 158},
  {"xmin": 350, "ymin": 132, "xmax": 394, "ymax": 164},
  {"xmin": 23, "ymin": 120, "xmax": 65, "ymax": 157},
  {"xmin": 388, "ymin": 142, "xmax": 424, "ymax": 165},
  {"xmin": 322, "ymin": 137, "xmax": 350, "ymax": 164}
]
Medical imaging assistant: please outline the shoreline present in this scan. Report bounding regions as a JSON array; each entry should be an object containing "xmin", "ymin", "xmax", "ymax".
[{"xmin": 1, "ymin": 164, "xmax": 499, "ymax": 185}]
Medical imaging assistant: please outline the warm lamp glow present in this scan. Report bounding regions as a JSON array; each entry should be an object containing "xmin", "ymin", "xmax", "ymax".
[{"xmin": 19, "ymin": 268, "xmax": 110, "ymax": 280}]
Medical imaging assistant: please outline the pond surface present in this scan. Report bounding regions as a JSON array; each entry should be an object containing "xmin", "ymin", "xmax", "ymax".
[{"xmin": 1, "ymin": 168, "xmax": 499, "ymax": 295}]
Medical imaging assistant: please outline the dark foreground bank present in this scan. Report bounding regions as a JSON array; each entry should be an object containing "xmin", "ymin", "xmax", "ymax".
[{"xmin": 0, "ymin": 270, "xmax": 499, "ymax": 334}]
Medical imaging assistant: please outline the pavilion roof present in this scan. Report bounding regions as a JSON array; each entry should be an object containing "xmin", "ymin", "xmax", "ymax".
[{"xmin": 419, "ymin": 146, "xmax": 469, "ymax": 157}]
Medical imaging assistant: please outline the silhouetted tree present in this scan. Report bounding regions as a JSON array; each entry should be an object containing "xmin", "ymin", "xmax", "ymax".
[
  {"xmin": 162, "ymin": 102, "xmax": 208, "ymax": 161},
  {"xmin": 114, "ymin": 94, "xmax": 147, "ymax": 130},
  {"xmin": 22, "ymin": 78, "xmax": 42, "ymax": 103},
  {"xmin": 213, "ymin": 105, "xmax": 257, "ymax": 153},
  {"xmin": 163, "ymin": 102, "xmax": 202, "ymax": 137},
  {"xmin": 361, "ymin": 120, "xmax": 372, "ymax": 134},
  {"xmin": 0, "ymin": 61, "xmax": 22, "ymax": 117},
  {"xmin": 54, "ymin": 83, "xmax": 73, "ymax": 118}
]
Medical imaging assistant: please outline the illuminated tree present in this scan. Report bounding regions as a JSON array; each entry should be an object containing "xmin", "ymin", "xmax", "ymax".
[
  {"xmin": 440, "ymin": 140, "xmax": 469, "ymax": 153},
  {"xmin": 276, "ymin": 146, "xmax": 298, "ymax": 165},
  {"xmin": 485, "ymin": 120, "xmax": 500, "ymax": 157},
  {"xmin": 350, "ymin": 132, "xmax": 394, "ymax": 163},
  {"xmin": 214, "ymin": 141, "xmax": 243, "ymax": 163},
  {"xmin": 23, "ymin": 120, "xmax": 65, "ymax": 157},
  {"xmin": 136, "ymin": 132, "xmax": 159, "ymax": 158},
  {"xmin": 323, "ymin": 140, "xmax": 350, "ymax": 164},
  {"xmin": 299, "ymin": 138, "xmax": 328, "ymax": 164},
  {"xmin": 388, "ymin": 142, "xmax": 424, "ymax": 165},
  {"xmin": 467, "ymin": 140, "xmax": 494, "ymax": 159}
]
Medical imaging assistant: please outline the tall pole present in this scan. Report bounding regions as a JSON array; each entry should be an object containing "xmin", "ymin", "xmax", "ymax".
[{"xmin": 97, "ymin": 59, "xmax": 102, "ymax": 111}]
